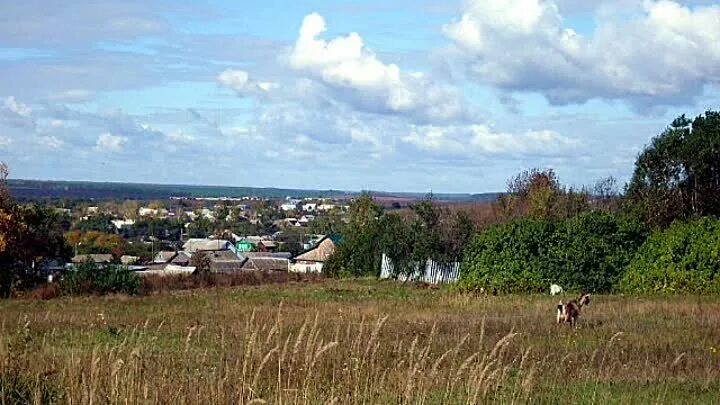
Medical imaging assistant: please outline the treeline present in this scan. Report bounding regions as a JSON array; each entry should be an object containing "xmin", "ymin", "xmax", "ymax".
[
  {"xmin": 330, "ymin": 110, "xmax": 720, "ymax": 294},
  {"xmin": 324, "ymin": 194, "xmax": 474, "ymax": 278}
]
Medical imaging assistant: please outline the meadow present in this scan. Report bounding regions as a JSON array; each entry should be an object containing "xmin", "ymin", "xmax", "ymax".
[{"xmin": 0, "ymin": 279, "xmax": 718, "ymax": 404}]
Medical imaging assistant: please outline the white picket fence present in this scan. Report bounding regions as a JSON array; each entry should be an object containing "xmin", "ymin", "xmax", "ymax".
[{"xmin": 379, "ymin": 254, "xmax": 460, "ymax": 284}]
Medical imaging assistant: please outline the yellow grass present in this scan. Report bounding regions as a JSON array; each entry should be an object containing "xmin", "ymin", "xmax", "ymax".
[{"xmin": 0, "ymin": 279, "xmax": 718, "ymax": 404}]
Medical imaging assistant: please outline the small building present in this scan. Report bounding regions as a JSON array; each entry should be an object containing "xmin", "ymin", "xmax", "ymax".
[
  {"xmin": 258, "ymin": 240, "xmax": 278, "ymax": 252},
  {"xmin": 183, "ymin": 238, "xmax": 234, "ymax": 254},
  {"xmin": 153, "ymin": 251, "xmax": 191, "ymax": 266},
  {"xmin": 112, "ymin": 219, "xmax": 135, "ymax": 230},
  {"xmin": 241, "ymin": 256, "xmax": 289, "ymax": 271},
  {"xmin": 153, "ymin": 251, "xmax": 177, "ymax": 264},
  {"xmin": 207, "ymin": 250, "xmax": 246, "ymax": 273},
  {"xmin": 235, "ymin": 238, "xmax": 256, "ymax": 252},
  {"xmin": 71, "ymin": 254, "xmax": 114, "ymax": 264},
  {"xmin": 290, "ymin": 235, "xmax": 341, "ymax": 273}
]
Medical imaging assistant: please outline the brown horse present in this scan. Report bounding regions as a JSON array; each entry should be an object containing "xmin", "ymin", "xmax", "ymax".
[{"xmin": 557, "ymin": 294, "xmax": 591, "ymax": 327}]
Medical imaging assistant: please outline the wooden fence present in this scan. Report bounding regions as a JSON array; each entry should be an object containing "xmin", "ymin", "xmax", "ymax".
[{"xmin": 379, "ymin": 254, "xmax": 460, "ymax": 284}]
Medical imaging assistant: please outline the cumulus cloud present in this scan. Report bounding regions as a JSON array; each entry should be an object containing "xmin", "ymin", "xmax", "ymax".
[
  {"xmin": 36, "ymin": 135, "xmax": 64, "ymax": 149},
  {"xmin": 289, "ymin": 13, "xmax": 466, "ymax": 122},
  {"xmin": 0, "ymin": 136, "xmax": 11, "ymax": 149},
  {"xmin": 96, "ymin": 132, "xmax": 127, "ymax": 152},
  {"xmin": 444, "ymin": 0, "xmax": 720, "ymax": 109},
  {"xmin": 402, "ymin": 124, "xmax": 580, "ymax": 158},
  {"xmin": 4, "ymin": 96, "xmax": 32, "ymax": 118},
  {"xmin": 217, "ymin": 69, "xmax": 278, "ymax": 97},
  {"xmin": 165, "ymin": 130, "xmax": 195, "ymax": 144}
]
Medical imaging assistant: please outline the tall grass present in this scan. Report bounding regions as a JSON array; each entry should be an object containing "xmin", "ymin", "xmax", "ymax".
[{"xmin": 0, "ymin": 280, "xmax": 718, "ymax": 404}]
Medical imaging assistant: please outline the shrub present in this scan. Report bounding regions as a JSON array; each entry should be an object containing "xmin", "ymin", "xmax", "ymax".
[
  {"xmin": 61, "ymin": 261, "xmax": 140, "ymax": 295},
  {"xmin": 620, "ymin": 217, "xmax": 720, "ymax": 294},
  {"xmin": 459, "ymin": 212, "xmax": 646, "ymax": 293}
]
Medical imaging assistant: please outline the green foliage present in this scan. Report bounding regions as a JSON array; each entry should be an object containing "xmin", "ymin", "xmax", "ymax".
[
  {"xmin": 61, "ymin": 261, "xmax": 140, "ymax": 295},
  {"xmin": 619, "ymin": 218, "xmax": 720, "ymax": 294},
  {"xmin": 326, "ymin": 193, "xmax": 477, "ymax": 279},
  {"xmin": 75, "ymin": 214, "xmax": 115, "ymax": 233},
  {"xmin": 459, "ymin": 212, "xmax": 647, "ymax": 293},
  {"xmin": 627, "ymin": 111, "xmax": 720, "ymax": 227},
  {"xmin": 324, "ymin": 194, "xmax": 383, "ymax": 278}
]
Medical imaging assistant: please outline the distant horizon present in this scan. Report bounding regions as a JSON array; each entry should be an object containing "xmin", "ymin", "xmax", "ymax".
[{"xmin": 8, "ymin": 178, "xmax": 504, "ymax": 200}]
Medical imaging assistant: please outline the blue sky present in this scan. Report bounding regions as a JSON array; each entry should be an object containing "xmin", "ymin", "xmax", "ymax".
[{"xmin": 0, "ymin": 0, "xmax": 718, "ymax": 192}]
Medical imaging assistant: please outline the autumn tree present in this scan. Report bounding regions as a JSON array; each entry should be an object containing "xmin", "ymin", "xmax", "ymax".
[{"xmin": 500, "ymin": 168, "xmax": 589, "ymax": 221}]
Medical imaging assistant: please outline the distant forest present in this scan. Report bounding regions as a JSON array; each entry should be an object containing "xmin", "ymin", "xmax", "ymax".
[{"xmin": 7, "ymin": 179, "xmax": 501, "ymax": 202}]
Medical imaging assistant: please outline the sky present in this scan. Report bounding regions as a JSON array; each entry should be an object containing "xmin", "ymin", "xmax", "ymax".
[{"xmin": 0, "ymin": 0, "xmax": 718, "ymax": 193}]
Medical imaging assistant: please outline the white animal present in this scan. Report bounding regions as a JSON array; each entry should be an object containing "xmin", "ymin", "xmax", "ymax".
[{"xmin": 550, "ymin": 284, "xmax": 563, "ymax": 296}]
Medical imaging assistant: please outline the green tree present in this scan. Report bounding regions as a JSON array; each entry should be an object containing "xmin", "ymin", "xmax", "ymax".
[
  {"xmin": 620, "ymin": 218, "xmax": 720, "ymax": 294},
  {"xmin": 627, "ymin": 111, "xmax": 720, "ymax": 227},
  {"xmin": 324, "ymin": 193, "xmax": 383, "ymax": 277}
]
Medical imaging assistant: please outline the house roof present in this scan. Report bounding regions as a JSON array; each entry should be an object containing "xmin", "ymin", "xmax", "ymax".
[
  {"xmin": 183, "ymin": 239, "xmax": 232, "ymax": 253},
  {"xmin": 154, "ymin": 251, "xmax": 177, "ymax": 263},
  {"xmin": 72, "ymin": 254, "xmax": 114, "ymax": 264},
  {"xmin": 292, "ymin": 235, "xmax": 339, "ymax": 263},
  {"xmin": 207, "ymin": 250, "xmax": 246, "ymax": 273},
  {"xmin": 241, "ymin": 257, "xmax": 288, "ymax": 271},
  {"xmin": 243, "ymin": 252, "xmax": 292, "ymax": 259},
  {"xmin": 170, "ymin": 251, "xmax": 191, "ymax": 265}
]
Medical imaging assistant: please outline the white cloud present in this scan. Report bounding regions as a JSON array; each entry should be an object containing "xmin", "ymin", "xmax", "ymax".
[
  {"xmin": 96, "ymin": 132, "xmax": 127, "ymax": 152},
  {"xmin": 37, "ymin": 135, "xmax": 64, "ymax": 149},
  {"xmin": 165, "ymin": 130, "xmax": 194, "ymax": 144},
  {"xmin": 444, "ymin": 0, "xmax": 720, "ymax": 108},
  {"xmin": 4, "ymin": 96, "xmax": 32, "ymax": 118},
  {"xmin": 0, "ymin": 136, "xmax": 11, "ymax": 149},
  {"xmin": 403, "ymin": 124, "xmax": 580, "ymax": 158},
  {"xmin": 289, "ymin": 13, "xmax": 466, "ymax": 122},
  {"xmin": 217, "ymin": 69, "xmax": 277, "ymax": 97}
]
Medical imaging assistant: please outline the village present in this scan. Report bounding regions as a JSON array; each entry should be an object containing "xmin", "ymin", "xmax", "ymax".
[{"xmin": 62, "ymin": 195, "xmax": 353, "ymax": 277}]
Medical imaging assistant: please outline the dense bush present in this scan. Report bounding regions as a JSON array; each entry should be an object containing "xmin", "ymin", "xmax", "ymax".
[
  {"xmin": 61, "ymin": 261, "xmax": 140, "ymax": 295},
  {"xmin": 620, "ymin": 218, "xmax": 720, "ymax": 294},
  {"xmin": 459, "ymin": 212, "xmax": 646, "ymax": 293}
]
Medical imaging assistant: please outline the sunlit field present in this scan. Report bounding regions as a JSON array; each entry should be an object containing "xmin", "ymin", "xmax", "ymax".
[{"xmin": 1, "ymin": 280, "xmax": 718, "ymax": 404}]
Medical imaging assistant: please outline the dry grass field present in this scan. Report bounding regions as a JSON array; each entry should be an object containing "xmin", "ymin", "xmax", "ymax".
[{"xmin": 0, "ymin": 279, "xmax": 718, "ymax": 404}]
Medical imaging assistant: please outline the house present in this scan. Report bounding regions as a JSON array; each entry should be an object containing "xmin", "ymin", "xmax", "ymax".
[
  {"xmin": 153, "ymin": 251, "xmax": 191, "ymax": 266},
  {"xmin": 182, "ymin": 238, "xmax": 235, "ymax": 254},
  {"xmin": 137, "ymin": 264, "xmax": 196, "ymax": 277},
  {"xmin": 71, "ymin": 254, "xmax": 114, "ymax": 264},
  {"xmin": 298, "ymin": 215, "xmax": 315, "ymax": 226},
  {"xmin": 257, "ymin": 240, "xmax": 278, "ymax": 252},
  {"xmin": 280, "ymin": 203, "xmax": 298, "ymax": 212},
  {"xmin": 317, "ymin": 204, "xmax": 336, "ymax": 212},
  {"xmin": 112, "ymin": 219, "xmax": 135, "ymax": 230},
  {"xmin": 153, "ymin": 251, "xmax": 177, "ymax": 264},
  {"xmin": 290, "ymin": 235, "xmax": 341, "ymax": 273},
  {"xmin": 235, "ymin": 238, "xmax": 256, "ymax": 252},
  {"xmin": 240, "ymin": 256, "xmax": 289, "ymax": 271},
  {"xmin": 206, "ymin": 250, "xmax": 246, "ymax": 273},
  {"xmin": 302, "ymin": 203, "xmax": 317, "ymax": 212}
]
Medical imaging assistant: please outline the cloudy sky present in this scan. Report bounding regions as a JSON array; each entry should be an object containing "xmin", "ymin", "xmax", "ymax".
[{"xmin": 0, "ymin": 0, "xmax": 718, "ymax": 192}]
